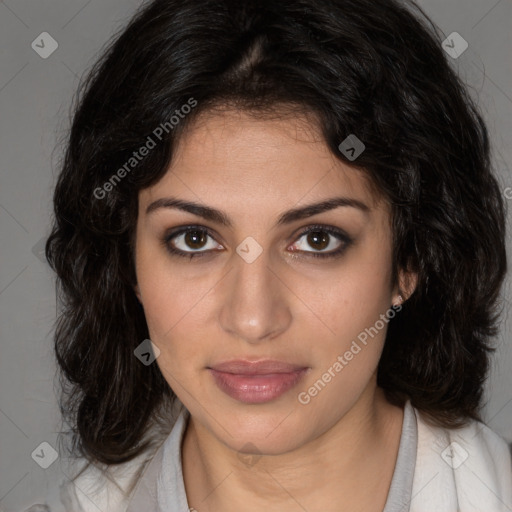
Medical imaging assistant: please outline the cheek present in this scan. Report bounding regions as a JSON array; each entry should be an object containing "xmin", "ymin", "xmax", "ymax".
[
  {"xmin": 135, "ymin": 240, "xmax": 180, "ymax": 343},
  {"xmin": 295, "ymin": 242, "xmax": 394, "ymax": 408},
  {"xmin": 296, "ymin": 270, "xmax": 393, "ymax": 419},
  {"xmin": 297, "ymin": 252, "xmax": 393, "ymax": 346},
  {"xmin": 135, "ymin": 236, "xmax": 186, "ymax": 326}
]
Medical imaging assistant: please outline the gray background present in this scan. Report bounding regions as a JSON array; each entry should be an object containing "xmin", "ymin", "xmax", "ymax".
[{"xmin": 0, "ymin": 1, "xmax": 511, "ymax": 510}]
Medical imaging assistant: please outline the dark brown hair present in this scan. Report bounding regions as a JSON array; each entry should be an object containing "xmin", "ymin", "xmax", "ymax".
[{"xmin": 46, "ymin": 0, "xmax": 507, "ymax": 470}]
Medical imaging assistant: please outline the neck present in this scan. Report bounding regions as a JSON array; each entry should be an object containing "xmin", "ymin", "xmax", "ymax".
[{"xmin": 182, "ymin": 384, "xmax": 404, "ymax": 512}]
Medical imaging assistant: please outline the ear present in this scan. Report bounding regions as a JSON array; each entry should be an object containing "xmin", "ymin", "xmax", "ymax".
[{"xmin": 393, "ymin": 269, "xmax": 418, "ymax": 305}]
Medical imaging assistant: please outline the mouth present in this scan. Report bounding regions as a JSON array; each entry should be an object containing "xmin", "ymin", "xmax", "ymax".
[{"xmin": 207, "ymin": 359, "xmax": 310, "ymax": 404}]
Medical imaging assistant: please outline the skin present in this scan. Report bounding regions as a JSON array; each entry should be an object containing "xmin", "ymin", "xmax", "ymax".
[{"xmin": 134, "ymin": 108, "xmax": 417, "ymax": 512}]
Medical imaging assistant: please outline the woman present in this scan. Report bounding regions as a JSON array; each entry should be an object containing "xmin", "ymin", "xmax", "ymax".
[{"xmin": 29, "ymin": 0, "xmax": 512, "ymax": 510}]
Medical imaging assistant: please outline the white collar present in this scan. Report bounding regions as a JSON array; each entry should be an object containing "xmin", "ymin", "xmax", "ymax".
[{"xmin": 125, "ymin": 402, "xmax": 512, "ymax": 512}]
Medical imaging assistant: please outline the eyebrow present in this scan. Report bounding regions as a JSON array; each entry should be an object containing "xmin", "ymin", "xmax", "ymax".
[{"xmin": 145, "ymin": 196, "xmax": 370, "ymax": 227}]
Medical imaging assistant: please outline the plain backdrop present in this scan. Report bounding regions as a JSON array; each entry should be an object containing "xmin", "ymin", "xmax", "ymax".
[{"xmin": 0, "ymin": 0, "xmax": 511, "ymax": 510}]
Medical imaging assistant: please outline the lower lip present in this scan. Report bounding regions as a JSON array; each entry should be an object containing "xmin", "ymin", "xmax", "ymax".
[{"xmin": 209, "ymin": 368, "xmax": 309, "ymax": 404}]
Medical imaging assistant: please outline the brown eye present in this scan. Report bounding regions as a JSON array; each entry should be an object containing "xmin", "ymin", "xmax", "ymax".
[
  {"xmin": 183, "ymin": 230, "xmax": 208, "ymax": 250},
  {"xmin": 306, "ymin": 231, "xmax": 330, "ymax": 251},
  {"xmin": 162, "ymin": 224, "xmax": 352, "ymax": 261},
  {"xmin": 290, "ymin": 225, "xmax": 353, "ymax": 259},
  {"xmin": 162, "ymin": 226, "xmax": 223, "ymax": 259}
]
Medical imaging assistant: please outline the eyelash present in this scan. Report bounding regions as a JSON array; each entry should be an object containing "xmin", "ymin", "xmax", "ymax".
[{"xmin": 161, "ymin": 224, "xmax": 353, "ymax": 261}]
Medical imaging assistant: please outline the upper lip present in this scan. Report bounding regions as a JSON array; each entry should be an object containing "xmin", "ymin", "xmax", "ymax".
[{"xmin": 209, "ymin": 360, "xmax": 308, "ymax": 375}]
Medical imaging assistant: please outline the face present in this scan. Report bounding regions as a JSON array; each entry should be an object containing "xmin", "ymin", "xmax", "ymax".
[{"xmin": 134, "ymin": 108, "xmax": 403, "ymax": 455}]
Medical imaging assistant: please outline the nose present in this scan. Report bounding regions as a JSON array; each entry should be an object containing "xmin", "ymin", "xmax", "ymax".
[{"xmin": 218, "ymin": 246, "xmax": 292, "ymax": 344}]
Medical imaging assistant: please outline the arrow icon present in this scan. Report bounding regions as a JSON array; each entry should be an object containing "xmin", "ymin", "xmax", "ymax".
[
  {"xmin": 338, "ymin": 134, "xmax": 365, "ymax": 161},
  {"xmin": 134, "ymin": 339, "xmax": 160, "ymax": 365},
  {"xmin": 442, "ymin": 32, "xmax": 468, "ymax": 59},
  {"xmin": 236, "ymin": 237, "xmax": 263, "ymax": 263},
  {"xmin": 441, "ymin": 441, "xmax": 468, "ymax": 469},
  {"xmin": 237, "ymin": 442, "xmax": 262, "ymax": 467},
  {"xmin": 31, "ymin": 32, "xmax": 59, "ymax": 59},
  {"xmin": 31, "ymin": 441, "xmax": 59, "ymax": 468}
]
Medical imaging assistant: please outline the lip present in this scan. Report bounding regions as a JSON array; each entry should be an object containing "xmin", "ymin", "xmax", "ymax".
[
  {"xmin": 209, "ymin": 359, "xmax": 307, "ymax": 374},
  {"xmin": 208, "ymin": 360, "xmax": 310, "ymax": 404}
]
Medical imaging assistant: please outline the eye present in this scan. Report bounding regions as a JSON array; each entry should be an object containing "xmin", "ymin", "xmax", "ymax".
[
  {"xmin": 289, "ymin": 225, "xmax": 352, "ymax": 259},
  {"xmin": 162, "ymin": 224, "xmax": 352, "ymax": 260},
  {"xmin": 162, "ymin": 226, "xmax": 223, "ymax": 260}
]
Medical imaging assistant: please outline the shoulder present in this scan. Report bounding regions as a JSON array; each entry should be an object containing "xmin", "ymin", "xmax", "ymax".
[
  {"xmin": 37, "ymin": 448, "xmax": 154, "ymax": 512},
  {"xmin": 35, "ymin": 402, "xmax": 185, "ymax": 512},
  {"xmin": 416, "ymin": 410, "xmax": 512, "ymax": 476},
  {"xmin": 412, "ymin": 407, "xmax": 512, "ymax": 511}
]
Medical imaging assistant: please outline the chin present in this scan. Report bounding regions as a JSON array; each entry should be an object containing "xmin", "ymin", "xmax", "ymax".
[{"xmin": 208, "ymin": 404, "xmax": 317, "ymax": 453}]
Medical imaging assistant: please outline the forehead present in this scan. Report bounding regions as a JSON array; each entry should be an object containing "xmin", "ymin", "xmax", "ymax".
[{"xmin": 139, "ymin": 108, "xmax": 385, "ymax": 214}]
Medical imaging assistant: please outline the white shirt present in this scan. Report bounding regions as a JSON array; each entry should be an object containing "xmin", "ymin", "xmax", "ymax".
[{"xmin": 30, "ymin": 401, "xmax": 512, "ymax": 512}]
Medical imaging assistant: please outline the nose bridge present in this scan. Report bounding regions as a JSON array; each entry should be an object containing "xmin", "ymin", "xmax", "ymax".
[{"xmin": 219, "ymin": 244, "xmax": 291, "ymax": 343}]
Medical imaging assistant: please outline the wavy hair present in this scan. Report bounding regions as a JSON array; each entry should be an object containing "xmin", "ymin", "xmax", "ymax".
[{"xmin": 46, "ymin": 0, "xmax": 507, "ymax": 470}]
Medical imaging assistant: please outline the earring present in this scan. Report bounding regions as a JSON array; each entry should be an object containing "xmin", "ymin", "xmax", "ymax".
[{"xmin": 393, "ymin": 291, "xmax": 404, "ymax": 307}]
